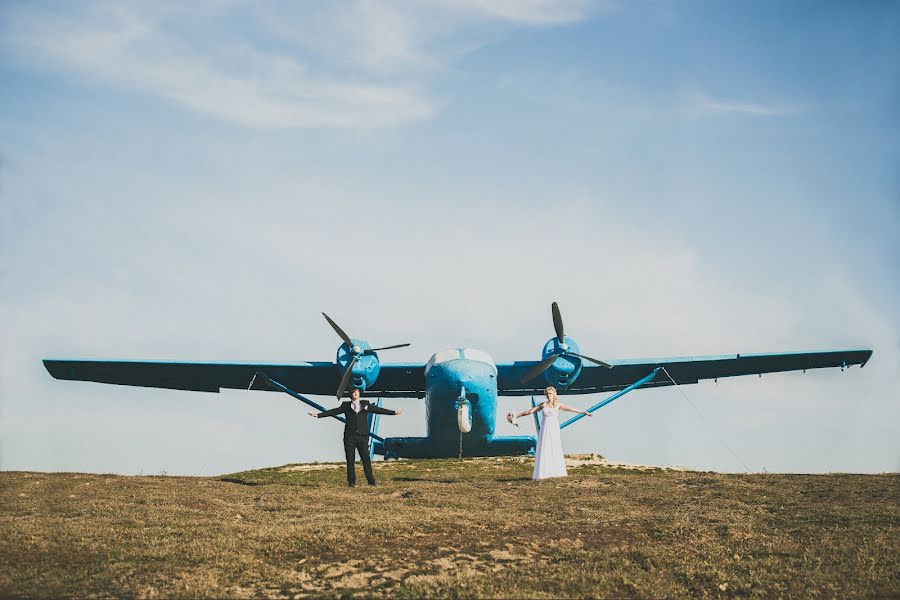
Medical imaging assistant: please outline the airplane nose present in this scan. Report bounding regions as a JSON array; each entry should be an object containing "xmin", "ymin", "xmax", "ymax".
[
  {"xmin": 440, "ymin": 360, "xmax": 493, "ymax": 384},
  {"xmin": 428, "ymin": 360, "xmax": 495, "ymax": 400}
]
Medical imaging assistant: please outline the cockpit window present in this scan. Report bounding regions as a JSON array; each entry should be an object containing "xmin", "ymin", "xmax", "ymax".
[
  {"xmin": 462, "ymin": 349, "xmax": 497, "ymax": 373},
  {"xmin": 425, "ymin": 348, "xmax": 497, "ymax": 375},
  {"xmin": 425, "ymin": 349, "xmax": 460, "ymax": 375}
]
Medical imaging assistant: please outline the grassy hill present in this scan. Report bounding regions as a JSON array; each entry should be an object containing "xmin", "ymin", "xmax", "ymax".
[{"xmin": 1, "ymin": 456, "xmax": 897, "ymax": 598}]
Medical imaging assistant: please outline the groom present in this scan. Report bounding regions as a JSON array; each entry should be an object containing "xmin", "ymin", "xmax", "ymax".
[{"xmin": 309, "ymin": 388, "xmax": 403, "ymax": 487}]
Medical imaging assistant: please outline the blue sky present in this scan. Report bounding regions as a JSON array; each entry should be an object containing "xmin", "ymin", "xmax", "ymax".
[{"xmin": 1, "ymin": 0, "xmax": 898, "ymax": 475}]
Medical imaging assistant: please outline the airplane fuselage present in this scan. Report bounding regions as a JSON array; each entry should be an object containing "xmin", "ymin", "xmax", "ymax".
[{"xmin": 374, "ymin": 348, "xmax": 535, "ymax": 459}]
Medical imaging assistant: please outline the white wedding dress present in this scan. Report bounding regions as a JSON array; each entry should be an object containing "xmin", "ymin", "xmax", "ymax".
[{"xmin": 532, "ymin": 404, "xmax": 567, "ymax": 480}]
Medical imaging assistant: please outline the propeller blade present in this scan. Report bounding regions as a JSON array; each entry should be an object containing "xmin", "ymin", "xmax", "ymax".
[
  {"xmin": 520, "ymin": 353, "xmax": 560, "ymax": 384},
  {"xmin": 551, "ymin": 302, "xmax": 565, "ymax": 344},
  {"xmin": 322, "ymin": 312, "xmax": 352, "ymax": 346},
  {"xmin": 336, "ymin": 355, "xmax": 359, "ymax": 399},
  {"xmin": 571, "ymin": 352, "xmax": 614, "ymax": 369},
  {"xmin": 363, "ymin": 343, "xmax": 411, "ymax": 354}
]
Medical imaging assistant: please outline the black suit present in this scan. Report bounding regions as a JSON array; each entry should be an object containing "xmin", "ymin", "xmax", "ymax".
[{"xmin": 317, "ymin": 400, "xmax": 397, "ymax": 486}]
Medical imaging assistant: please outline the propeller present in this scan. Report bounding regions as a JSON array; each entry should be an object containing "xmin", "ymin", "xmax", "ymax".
[
  {"xmin": 323, "ymin": 312, "xmax": 410, "ymax": 399},
  {"xmin": 520, "ymin": 301, "xmax": 613, "ymax": 384},
  {"xmin": 323, "ymin": 313, "xmax": 352, "ymax": 346},
  {"xmin": 520, "ymin": 353, "xmax": 562, "ymax": 385},
  {"xmin": 336, "ymin": 355, "xmax": 358, "ymax": 401}
]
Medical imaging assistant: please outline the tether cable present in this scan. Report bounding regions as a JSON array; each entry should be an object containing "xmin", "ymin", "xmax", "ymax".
[
  {"xmin": 196, "ymin": 372, "xmax": 260, "ymax": 476},
  {"xmin": 661, "ymin": 366, "xmax": 753, "ymax": 473}
]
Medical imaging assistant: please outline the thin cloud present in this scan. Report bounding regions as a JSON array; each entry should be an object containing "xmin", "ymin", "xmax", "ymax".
[
  {"xmin": 687, "ymin": 89, "xmax": 800, "ymax": 117},
  {"xmin": 0, "ymin": 1, "xmax": 597, "ymax": 129},
  {"xmin": 1, "ymin": 4, "xmax": 433, "ymax": 129},
  {"xmin": 257, "ymin": 1, "xmax": 600, "ymax": 73},
  {"xmin": 452, "ymin": 0, "xmax": 595, "ymax": 25}
]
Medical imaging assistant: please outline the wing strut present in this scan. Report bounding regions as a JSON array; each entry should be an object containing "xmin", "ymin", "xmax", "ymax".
[
  {"xmin": 560, "ymin": 368, "xmax": 661, "ymax": 430},
  {"xmin": 257, "ymin": 372, "xmax": 385, "ymax": 442},
  {"xmin": 367, "ymin": 398, "xmax": 383, "ymax": 461},
  {"xmin": 530, "ymin": 396, "xmax": 542, "ymax": 433}
]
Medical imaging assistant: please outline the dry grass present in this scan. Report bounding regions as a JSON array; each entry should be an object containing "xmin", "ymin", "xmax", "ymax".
[{"xmin": 1, "ymin": 457, "xmax": 898, "ymax": 598}]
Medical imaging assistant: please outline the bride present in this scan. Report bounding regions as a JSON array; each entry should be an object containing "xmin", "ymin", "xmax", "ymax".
[{"xmin": 508, "ymin": 385, "xmax": 591, "ymax": 480}]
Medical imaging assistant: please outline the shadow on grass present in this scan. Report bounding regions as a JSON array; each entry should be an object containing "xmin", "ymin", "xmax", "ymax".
[
  {"xmin": 219, "ymin": 478, "xmax": 328, "ymax": 488},
  {"xmin": 391, "ymin": 477, "xmax": 457, "ymax": 484},
  {"xmin": 218, "ymin": 477, "xmax": 265, "ymax": 486},
  {"xmin": 389, "ymin": 476, "xmax": 533, "ymax": 483}
]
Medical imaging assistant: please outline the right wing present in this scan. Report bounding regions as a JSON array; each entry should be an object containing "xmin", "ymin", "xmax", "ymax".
[{"xmin": 497, "ymin": 348, "xmax": 873, "ymax": 395}]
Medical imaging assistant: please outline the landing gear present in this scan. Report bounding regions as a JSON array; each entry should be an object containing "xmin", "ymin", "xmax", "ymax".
[{"xmin": 456, "ymin": 386, "xmax": 471, "ymax": 459}]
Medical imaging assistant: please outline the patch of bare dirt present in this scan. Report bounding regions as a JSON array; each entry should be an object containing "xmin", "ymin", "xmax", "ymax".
[{"xmin": 565, "ymin": 453, "xmax": 693, "ymax": 471}]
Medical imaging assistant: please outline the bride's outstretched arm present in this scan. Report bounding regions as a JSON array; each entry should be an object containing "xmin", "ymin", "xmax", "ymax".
[
  {"xmin": 559, "ymin": 403, "xmax": 592, "ymax": 417},
  {"xmin": 516, "ymin": 404, "xmax": 543, "ymax": 418},
  {"xmin": 506, "ymin": 403, "xmax": 543, "ymax": 423}
]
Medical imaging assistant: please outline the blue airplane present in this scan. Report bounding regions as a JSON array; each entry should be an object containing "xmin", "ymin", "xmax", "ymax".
[{"xmin": 43, "ymin": 303, "xmax": 872, "ymax": 460}]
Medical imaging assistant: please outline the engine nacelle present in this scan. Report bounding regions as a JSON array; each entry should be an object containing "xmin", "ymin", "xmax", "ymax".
[
  {"xmin": 540, "ymin": 336, "xmax": 583, "ymax": 388},
  {"xmin": 336, "ymin": 338, "xmax": 380, "ymax": 393}
]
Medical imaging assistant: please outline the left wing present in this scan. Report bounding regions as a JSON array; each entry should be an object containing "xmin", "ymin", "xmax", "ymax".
[
  {"xmin": 497, "ymin": 348, "xmax": 873, "ymax": 396},
  {"xmin": 43, "ymin": 360, "xmax": 428, "ymax": 398}
]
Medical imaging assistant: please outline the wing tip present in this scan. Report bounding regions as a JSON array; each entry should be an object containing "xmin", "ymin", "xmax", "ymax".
[
  {"xmin": 859, "ymin": 348, "xmax": 874, "ymax": 368},
  {"xmin": 42, "ymin": 359, "xmax": 67, "ymax": 380}
]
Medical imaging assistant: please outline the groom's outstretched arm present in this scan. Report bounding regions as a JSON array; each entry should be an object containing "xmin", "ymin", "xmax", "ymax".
[
  {"xmin": 367, "ymin": 404, "xmax": 402, "ymax": 416},
  {"xmin": 315, "ymin": 404, "xmax": 346, "ymax": 418}
]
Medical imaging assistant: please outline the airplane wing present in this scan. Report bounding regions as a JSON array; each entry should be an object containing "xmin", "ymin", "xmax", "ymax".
[
  {"xmin": 496, "ymin": 348, "xmax": 873, "ymax": 396},
  {"xmin": 42, "ymin": 360, "xmax": 428, "ymax": 398}
]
